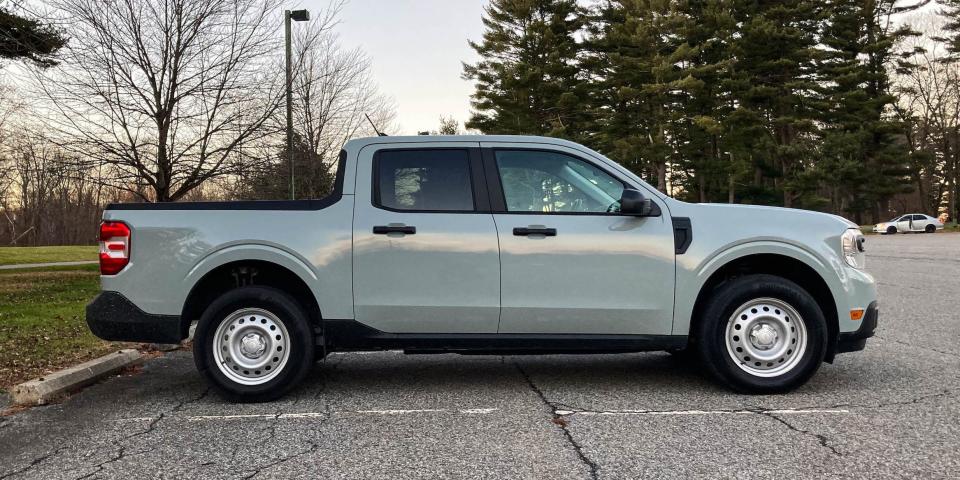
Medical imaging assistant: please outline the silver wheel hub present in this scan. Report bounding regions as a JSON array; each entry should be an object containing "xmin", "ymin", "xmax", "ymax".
[
  {"xmin": 724, "ymin": 298, "xmax": 807, "ymax": 378},
  {"xmin": 239, "ymin": 333, "xmax": 266, "ymax": 359},
  {"xmin": 750, "ymin": 324, "xmax": 778, "ymax": 350},
  {"xmin": 212, "ymin": 308, "xmax": 291, "ymax": 386}
]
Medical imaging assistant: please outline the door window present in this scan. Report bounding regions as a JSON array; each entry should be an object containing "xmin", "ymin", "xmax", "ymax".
[
  {"xmin": 375, "ymin": 149, "xmax": 474, "ymax": 212},
  {"xmin": 912, "ymin": 215, "xmax": 926, "ymax": 221},
  {"xmin": 494, "ymin": 150, "xmax": 625, "ymax": 213}
]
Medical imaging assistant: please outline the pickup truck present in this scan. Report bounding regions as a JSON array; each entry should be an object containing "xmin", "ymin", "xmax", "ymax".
[{"xmin": 86, "ymin": 135, "xmax": 877, "ymax": 402}]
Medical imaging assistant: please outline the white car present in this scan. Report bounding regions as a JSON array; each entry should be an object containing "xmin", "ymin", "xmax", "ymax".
[{"xmin": 874, "ymin": 214, "xmax": 943, "ymax": 234}]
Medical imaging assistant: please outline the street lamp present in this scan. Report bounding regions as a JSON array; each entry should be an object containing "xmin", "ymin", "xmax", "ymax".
[{"xmin": 285, "ymin": 9, "xmax": 309, "ymax": 200}]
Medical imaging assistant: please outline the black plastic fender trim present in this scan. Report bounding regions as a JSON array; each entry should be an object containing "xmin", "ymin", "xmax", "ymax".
[{"xmin": 673, "ymin": 217, "xmax": 692, "ymax": 254}]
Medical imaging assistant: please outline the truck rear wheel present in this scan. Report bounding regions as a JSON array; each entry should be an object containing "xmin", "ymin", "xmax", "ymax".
[
  {"xmin": 694, "ymin": 274, "xmax": 827, "ymax": 393},
  {"xmin": 194, "ymin": 286, "xmax": 314, "ymax": 402}
]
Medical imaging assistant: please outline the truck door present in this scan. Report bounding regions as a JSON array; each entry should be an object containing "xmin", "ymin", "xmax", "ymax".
[
  {"xmin": 352, "ymin": 143, "xmax": 501, "ymax": 333},
  {"xmin": 482, "ymin": 144, "xmax": 676, "ymax": 335}
]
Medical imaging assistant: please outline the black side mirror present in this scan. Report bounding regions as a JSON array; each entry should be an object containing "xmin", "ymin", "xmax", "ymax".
[{"xmin": 620, "ymin": 189, "xmax": 661, "ymax": 217}]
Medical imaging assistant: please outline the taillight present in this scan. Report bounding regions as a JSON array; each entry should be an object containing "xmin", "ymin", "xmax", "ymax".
[{"xmin": 99, "ymin": 221, "xmax": 131, "ymax": 275}]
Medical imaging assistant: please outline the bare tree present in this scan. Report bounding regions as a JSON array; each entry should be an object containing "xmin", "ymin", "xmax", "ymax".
[
  {"xmin": 291, "ymin": 17, "xmax": 395, "ymax": 167},
  {"xmin": 896, "ymin": 18, "xmax": 960, "ymax": 220},
  {"xmin": 33, "ymin": 0, "xmax": 296, "ymax": 202}
]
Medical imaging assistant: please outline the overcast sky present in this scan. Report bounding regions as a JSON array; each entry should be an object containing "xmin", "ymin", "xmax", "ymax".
[{"xmin": 304, "ymin": 0, "xmax": 487, "ymax": 135}]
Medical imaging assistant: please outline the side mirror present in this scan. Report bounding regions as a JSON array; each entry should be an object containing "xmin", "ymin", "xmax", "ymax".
[{"xmin": 620, "ymin": 189, "xmax": 661, "ymax": 217}]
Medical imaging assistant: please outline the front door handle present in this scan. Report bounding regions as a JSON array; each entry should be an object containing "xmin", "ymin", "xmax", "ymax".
[
  {"xmin": 513, "ymin": 227, "xmax": 556, "ymax": 236},
  {"xmin": 373, "ymin": 225, "xmax": 416, "ymax": 235}
]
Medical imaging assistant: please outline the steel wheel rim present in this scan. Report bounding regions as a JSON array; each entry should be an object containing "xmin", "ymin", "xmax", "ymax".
[
  {"xmin": 724, "ymin": 298, "xmax": 807, "ymax": 378},
  {"xmin": 212, "ymin": 308, "xmax": 290, "ymax": 386}
]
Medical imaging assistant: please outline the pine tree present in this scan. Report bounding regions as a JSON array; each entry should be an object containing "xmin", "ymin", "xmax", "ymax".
[
  {"xmin": 0, "ymin": 4, "xmax": 66, "ymax": 67},
  {"xmin": 673, "ymin": 0, "xmax": 740, "ymax": 203},
  {"xmin": 939, "ymin": 0, "xmax": 960, "ymax": 61},
  {"xmin": 818, "ymin": 0, "xmax": 920, "ymax": 223},
  {"xmin": 582, "ymin": 0, "xmax": 700, "ymax": 192},
  {"xmin": 462, "ymin": 0, "xmax": 586, "ymax": 137},
  {"xmin": 725, "ymin": 0, "xmax": 825, "ymax": 208}
]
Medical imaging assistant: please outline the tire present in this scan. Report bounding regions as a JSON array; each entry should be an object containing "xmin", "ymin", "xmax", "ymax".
[
  {"xmin": 694, "ymin": 274, "xmax": 827, "ymax": 394},
  {"xmin": 925, "ymin": 224, "xmax": 935, "ymax": 233},
  {"xmin": 886, "ymin": 226, "xmax": 897, "ymax": 234},
  {"xmin": 194, "ymin": 286, "xmax": 315, "ymax": 402}
]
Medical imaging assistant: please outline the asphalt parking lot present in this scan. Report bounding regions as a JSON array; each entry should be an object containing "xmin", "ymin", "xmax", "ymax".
[{"xmin": 1, "ymin": 233, "xmax": 958, "ymax": 479}]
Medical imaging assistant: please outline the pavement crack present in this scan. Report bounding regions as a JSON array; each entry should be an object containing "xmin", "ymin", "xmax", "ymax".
[
  {"xmin": 0, "ymin": 445, "xmax": 69, "ymax": 479},
  {"xmin": 72, "ymin": 387, "xmax": 212, "ymax": 479},
  {"xmin": 75, "ymin": 445, "xmax": 126, "ymax": 480},
  {"xmin": 758, "ymin": 410, "xmax": 842, "ymax": 456},
  {"xmin": 313, "ymin": 354, "xmax": 345, "ymax": 400},
  {"xmin": 803, "ymin": 388, "xmax": 954, "ymax": 411},
  {"xmin": 235, "ymin": 404, "xmax": 331, "ymax": 479},
  {"xmin": 240, "ymin": 440, "xmax": 319, "ymax": 480},
  {"xmin": 514, "ymin": 361, "xmax": 599, "ymax": 480}
]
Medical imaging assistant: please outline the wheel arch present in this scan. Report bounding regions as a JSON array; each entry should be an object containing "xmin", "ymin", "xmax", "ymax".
[
  {"xmin": 179, "ymin": 246, "xmax": 323, "ymax": 339},
  {"xmin": 683, "ymin": 246, "xmax": 841, "ymax": 362}
]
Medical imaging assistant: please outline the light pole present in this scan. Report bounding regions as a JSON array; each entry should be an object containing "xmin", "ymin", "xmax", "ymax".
[{"xmin": 285, "ymin": 9, "xmax": 309, "ymax": 200}]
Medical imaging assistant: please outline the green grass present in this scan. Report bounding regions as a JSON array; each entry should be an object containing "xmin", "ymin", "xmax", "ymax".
[
  {"xmin": 0, "ymin": 245, "xmax": 98, "ymax": 266},
  {"xmin": 0, "ymin": 264, "xmax": 125, "ymax": 389}
]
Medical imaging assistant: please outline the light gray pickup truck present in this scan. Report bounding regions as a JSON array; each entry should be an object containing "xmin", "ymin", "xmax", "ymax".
[{"xmin": 87, "ymin": 135, "xmax": 877, "ymax": 402}]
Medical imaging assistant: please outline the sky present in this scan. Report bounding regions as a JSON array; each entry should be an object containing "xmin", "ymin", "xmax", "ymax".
[{"xmin": 306, "ymin": 0, "xmax": 487, "ymax": 135}]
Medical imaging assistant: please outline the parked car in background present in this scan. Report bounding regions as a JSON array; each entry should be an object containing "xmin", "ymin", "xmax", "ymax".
[
  {"xmin": 874, "ymin": 214, "xmax": 943, "ymax": 234},
  {"xmin": 86, "ymin": 135, "xmax": 877, "ymax": 402}
]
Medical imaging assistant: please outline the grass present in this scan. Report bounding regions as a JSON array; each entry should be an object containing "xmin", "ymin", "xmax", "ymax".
[
  {"xmin": 0, "ymin": 264, "xmax": 127, "ymax": 390},
  {"xmin": 0, "ymin": 245, "xmax": 98, "ymax": 266}
]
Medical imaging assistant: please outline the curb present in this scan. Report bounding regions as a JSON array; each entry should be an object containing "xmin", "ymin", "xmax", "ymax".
[{"xmin": 10, "ymin": 349, "xmax": 144, "ymax": 406}]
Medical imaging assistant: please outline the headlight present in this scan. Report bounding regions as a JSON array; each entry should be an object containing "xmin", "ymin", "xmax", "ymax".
[{"xmin": 841, "ymin": 229, "xmax": 866, "ymax": 269}]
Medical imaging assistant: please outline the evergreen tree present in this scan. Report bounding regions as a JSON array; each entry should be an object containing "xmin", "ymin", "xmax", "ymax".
[
  {"xmin": 725, "ymin": 0, "xmax": 824, "ymax": 208},
  {"xmin": 462, "ymin": 0, "xmax": 586, "ymax": 138},
  {"xmin": 818, "ymin": 0, "xmax": 920, "ymax": 223},
  {"xmin": 241, "ymin": 135, "xmax": 337, "ymax": 201},
  {"xmin": 938, "ymin": 0, "xmax": 960, "ymax": 61},
  {"xmin": 582, "ymin": 0, "xmax": 700, "ymax": 192},
  {"xmin": 673, "ymin": 0, "xmax": 740, "ymax": 203},
  {"xmin": 0, "ymin": 3, "xmax": 66, "ymax": 67}
]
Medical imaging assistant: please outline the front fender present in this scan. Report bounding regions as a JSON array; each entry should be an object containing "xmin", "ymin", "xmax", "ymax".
[{"xmin": 672, "ymin": 239, "xmax": 844, "ymax": 336}]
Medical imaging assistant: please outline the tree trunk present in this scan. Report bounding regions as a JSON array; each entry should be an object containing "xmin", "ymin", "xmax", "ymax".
[
  {"xmin": 657, "ymin": 163, "xmax": 667, "ymax": 193},
  {"xmin": 728, "ymin": 174, "xmax": 735, "ymax": 204}
]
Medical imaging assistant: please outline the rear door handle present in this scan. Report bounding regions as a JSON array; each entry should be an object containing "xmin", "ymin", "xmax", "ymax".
[
  {"xmin": 373, "ymin": 225, "xmax": 416, "ymax": 235},
  {"xmin": 513, "ymin": 227, "xmax": 556, "ymax": 236}
]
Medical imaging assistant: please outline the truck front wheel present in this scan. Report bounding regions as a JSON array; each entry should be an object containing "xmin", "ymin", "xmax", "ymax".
[
  {"xmin": 194, "ymin": 286, "xmax": 314, "ymax": 402},
  {"xmin": 695, "ymin": 274, "xmax": 827, "ymax": 393}
]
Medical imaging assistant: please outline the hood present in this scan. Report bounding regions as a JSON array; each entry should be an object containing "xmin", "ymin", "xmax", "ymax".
[{"xmin": 695, "ymin": 203, "xmax": 857, "ymax": 229}]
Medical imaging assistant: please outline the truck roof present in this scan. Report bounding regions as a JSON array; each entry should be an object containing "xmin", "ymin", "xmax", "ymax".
[{"xmin": 342, "ymin": 135, "xmax": 588, "ymax": 151}]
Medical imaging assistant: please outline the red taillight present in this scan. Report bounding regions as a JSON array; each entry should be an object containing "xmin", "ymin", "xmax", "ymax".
[{"xmin": 99, "ymin": 221, "xmax": 130, "ymax": 275}]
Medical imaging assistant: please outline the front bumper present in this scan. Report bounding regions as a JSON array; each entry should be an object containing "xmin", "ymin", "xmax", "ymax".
[
  {"xmin": 86, "ymin": 291, "xmax": 184, "ymax": 344},
  {"xmin": 836, "ymin": 301, "xmax": 878, "ymax": 353}
]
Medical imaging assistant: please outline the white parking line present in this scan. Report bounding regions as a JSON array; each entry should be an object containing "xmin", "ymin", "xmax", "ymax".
[
  {"xmin": 554, "ymin": 408, "xmax": 850, "ymax": 416},
  {"xmin": 117, "ymin": 406, "xmax": 844, "ymax": 423},
  {"xmin": 117, "ymin": 407, "xmax": 503, "ymax": 422}
]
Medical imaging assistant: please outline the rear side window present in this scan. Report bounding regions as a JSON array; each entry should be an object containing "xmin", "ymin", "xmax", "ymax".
[
  {"xmin": 374, "ymin": 149, "xmax": 475, "ymax": 212},
  {"xmin": 913, "ymin": 215, "xmax": 926, "ymax": 221}
]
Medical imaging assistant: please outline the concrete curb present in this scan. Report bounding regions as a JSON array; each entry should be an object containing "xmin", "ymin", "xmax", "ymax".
[
  {"xmin": 0, "ymin": 260, "xmax": 98, "ymax": 270},
  {"xmin": 10, "ymin": 349, "xmax": 144, "ymax": 406}
]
